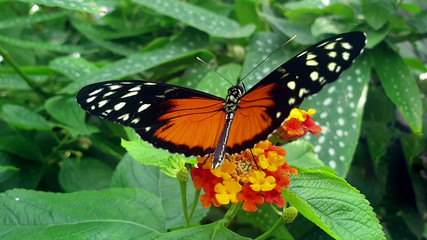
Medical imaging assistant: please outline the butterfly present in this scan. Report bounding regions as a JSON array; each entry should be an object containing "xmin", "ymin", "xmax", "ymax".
[{"xmin": 77, "ymin": 31, "xmax": 366, "ymax": 168}]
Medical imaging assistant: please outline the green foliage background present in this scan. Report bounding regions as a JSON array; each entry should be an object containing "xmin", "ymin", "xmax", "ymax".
[{"xmin": 0, "ymin": 0, "xmax": 426, "ymax": 239}]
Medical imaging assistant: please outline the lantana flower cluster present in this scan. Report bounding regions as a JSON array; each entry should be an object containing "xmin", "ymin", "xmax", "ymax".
[{"xmin": 190, "ymin": 108, "xmax": 321, "ymax": 212}]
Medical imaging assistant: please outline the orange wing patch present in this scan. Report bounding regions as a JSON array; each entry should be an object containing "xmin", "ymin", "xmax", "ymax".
[
  {"xmin": 154, "ymin": 97, "xmax": 225, "ymax": 156},
  {"xmin": 226, "ymin": 83, "xmax": 279, "ymax": 153}
]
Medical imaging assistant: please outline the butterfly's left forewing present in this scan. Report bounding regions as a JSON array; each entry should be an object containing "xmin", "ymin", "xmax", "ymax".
[
  {"xmin": 77, "ymin": 80, "xmax": 226, "ymax": 157},
  {"xmin": 225, "ymin": 32, "xmax": 366, "ymax": 153}
]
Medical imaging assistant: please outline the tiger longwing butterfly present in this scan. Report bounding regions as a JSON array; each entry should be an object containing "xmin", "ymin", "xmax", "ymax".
[{"xmin": 77, "ymin": 31, "xmax": 366, "ymax": 168}]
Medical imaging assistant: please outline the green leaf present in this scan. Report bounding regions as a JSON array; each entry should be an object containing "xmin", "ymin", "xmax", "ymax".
[
  {"xmin": 0, "ymin": 11, "xmax": 67, "ymax": 29},
  {"xmin": 283, "ymin": 168, "xmax": 385, "ymax": 240},
  {"xmin": 283, "ymin": 140, "xmax": 325, "ymax": 169},
  {"xmin": 49, "ymin": 56, "xmax": 99, "ymax": 80},
  {"xmin": 111, "ymin": 154, "xmax": 209, "ymax": 228},
  {"xmin": 121, "ymin": 139, "xmax": 177, "ymax": 168},
  {"xmin": 0, "ymin": 188, "xmax": 166, "ymax": 239},
  {"xmin": 0, "ymin": 35, "xmax": 85, "ymax": 53},
  {"xmin": 1, "ymin": 104, "xmax": 50, "ymax": 131},
  {"xmin": 301, "ymin": 54, "xmax": 371, "ymax": 177},
  {"xmin": 0, "ymin": 151, "xmax": 43, "ymax": 191},
  {"xmin": 17, "ymin": 0, "xmax": 103, "ymax": 14},
  {"xmin": 132, "ymin": 0, "xmax": 255, "ymax": 38},
  {"xmin": 44, "ymin": 95, "xmax": 99, "ymax": 136},
  {"xmin": 0, "ymin": 73, "xmax": 49, "ymax": 90},
  {"xmin": 0, "ymin": 135, "xmax": 43, "ymax": 162},
  {"xmin": 196, "ymin": 63, "xmax": 241, "ymax": 99},
  {"xmin": 71, "ymin": 18, "xmax": 134, "ymax": 56},
  {"xmin": 361, "ymin": 0, "xmax": 396, "ymax": 30},
  {"xmin": 153, "ymin": 223, "xmax": 250, "ymax": 240},
  {"xmin": 261, "ymin": 14, "xmax": 318, "ymax": 45},
  {"xmin": 373, "ymin": 44, "xmax": 422, "ymax": 132},
  {"xmin": 235, "ymin": 0, "xmax": 264, "ymax": 30},
  {"xmin": 0, "ymin": 165, "xmax": 19, "ymax": 174},
  {"xmin": 60, "ymin": 28, "xmax": 209, "ymax": 94},
  {"xmin": 59, "ymin": 158, "xmax": 113, "ymax": 192},
  {"xmin": 410, "ymin": 10, "xmax": 427, "ymax": 33},
  {"xmin": 241, "ymin": 33, "xmax": 289, "ymax": 89}
]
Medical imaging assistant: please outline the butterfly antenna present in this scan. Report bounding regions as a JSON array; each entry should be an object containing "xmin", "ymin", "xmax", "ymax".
[
  {"xmin": 239, "ymin": 35, "xmax": 297, "ymax": 83},
  {"xmin": 196, "ymin": 56, "xmax": 234, "ymax": 87}
]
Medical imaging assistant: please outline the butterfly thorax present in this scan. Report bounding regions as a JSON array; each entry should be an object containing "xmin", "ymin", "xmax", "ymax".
[{"xmin": 224, "ymin": 85, "xmax": 244, "ymax": 115}]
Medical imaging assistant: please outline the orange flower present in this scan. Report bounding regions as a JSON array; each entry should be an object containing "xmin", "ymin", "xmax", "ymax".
[
  {"xmin": 191, "ymin": 140, "xmax": 296, "ymax": 212},
  {"xmin": 276, "ymin": 108, "xmax": 321, "ymax": 140}
]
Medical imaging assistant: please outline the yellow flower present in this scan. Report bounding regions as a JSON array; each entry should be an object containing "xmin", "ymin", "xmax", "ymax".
[
  {"xmin": 214, "ymin": 179, "xmax": 242, "ymax": 204},
  {"xmin": 249, "ymin": 170, "xmax": 276, "ymax": 192},
  {"xmin": 286, "ymin": 108, "xmax": 316, "ymax": 121},
  {"xmin": 259, "ymin": 151, "xmax": 286, "ymax": 172},
  {"xmin": 211, "ymin": 160, "xmax": 236, "ymax": 180}
]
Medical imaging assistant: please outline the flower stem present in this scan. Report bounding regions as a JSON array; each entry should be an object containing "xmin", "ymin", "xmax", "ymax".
[
  {"xmin": 221, "ymin": 202, "xmax": 242, "ymax": 227},
  {"xmin": 254, "ymin": 216, "xmax": 284, "ymax": 240},
  {"xmin": 188, "ymin": 189, "xmax": 201, "ymax": 222},
  {"xmin": 179, "ymin": 180, "xmax": 190, "ymax": 227}
]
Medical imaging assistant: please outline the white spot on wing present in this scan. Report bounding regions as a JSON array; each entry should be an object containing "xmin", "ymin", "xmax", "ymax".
[
  {"xmin": 287, "ymin": 81, "xmax": 296, "ymax": 90},
  {"xmin": 114, "ymin": 102, "xmax": 126, "ymax": 110},
  {"xmin": 98, "ymin": 100, "xmax": 109, "ymax": 108},
  {"xmin": 121, "ymin": 91, "xmax": 138, "ymax": 98},
  {"xmin": 109, "ymin": 85, "xmax": 122, "ymax": 90},
  {"xmin": 138, "ymin": 104, "xmax": 151, "ymax": 112},
  {"xmin": 88, "ymin": 88, "xmax": 103, "ymax": 96},
  {"xmin": 86, "ymin": 96, "xmax": 96, "ymax": 103}
]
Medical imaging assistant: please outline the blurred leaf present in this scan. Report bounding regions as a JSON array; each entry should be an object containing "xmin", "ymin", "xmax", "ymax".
[
  {"xmin": 0, "ymin": 151, "xmax": 43, "ymax": 191},
  {"xmin": 404, "ymin": 58, "xmax": 427, "ymax": 72},
  {"xmin": 44, "ymin": 95, "xmax": 99, "ymax": 136},
  {"xmin": 0, "ymin": 165, "xmax": 19, "ymax": 174},
  {"xmin": 59, "ymin": 158, "xmax": 113, "ymax": 192},
  {"xmin": 373, "ymin": 43, "xmax": 422, "ymax": 132},
  {"xmin": 283, "ymin": 140, "xmax": 325, "ymax": 169},
  {"xmin": 362, "ymin": 23, "xmax": 391, "ymax": 48},
  {"xmin": 261, "ymin": 14, "xmax": 318, "ymax": 45},
  {"xmin": 0, "ymin": 11, "xmax": 66, "ymax": 29},
  {"xmin": 71, "ymin": 18, "xmax": 134, "ymax": 56},
  {"xmin": 409, "ymin": 10, "xmax": 427, "ymax": 33},
  {"xmin": 241, "ymin": 32, "xmax": 289, "ymax": 89},
  {"xmin": 0, "ymin": 73, "xmax": 49, "ymax": 90},
  {"xmin": 61, "ymin": 28, "xmax": 209, "ymax": 94},
  {"xmin": 284, "ymin": 0, "xmax": 348, "ymax": 9},
  {"xmin": 283, "ymin": 168, "xmax": 385, "ymax": 240},
  {"xmin": 49, "ymin": 57, "xmax": 99, "ymax": 80},
  {"xmin": 235, "ymin": 0, "xmax": 264, "ymax": 30},
  {"xmin": 361, "ymin": 0, "xmax": 396, "ymax": 30},
  {"xmin": 301, "ymin": 54, "xmax": 371, "ymax": 177},
  {"xmin": 0, "ymin": 188, "xmax": 166, "ymax": 238},
  {"xmin": 195, "ymin": 63, "xmax": 241, "ymax": 99},
  {"xmin": 0, "ymin": 35, "xmax": 85, "ymax": 53},
  {"xmin": 132, "ymin": 0, "xmax": 255, "ymax": 38},
  {"xmin": 0, "ymin": 135, "xmax": 43, "ymax": 162},
  {"xmin": 17, "ymin": 0, "xmax": 103, "ymax": 13},
  {"xmin": 111, "ymin": 154, "xmax": 209, "ymax": 228},
  {"xmin": 1, "ymin": 104, "xmax": 50, "ymax": 131}
]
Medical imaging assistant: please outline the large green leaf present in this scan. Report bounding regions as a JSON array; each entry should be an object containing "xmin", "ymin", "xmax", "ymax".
[
  {"xmin": 132, "ymin": 0, "xmax": 255, "ymax": 38},
  {"xmin": 283, "ymin": 140, "xmax": 325, "ymax": 169},
  {"xmin": 111, "ymin": 154, "xmax": 209, "ymax": 229},
  {"xmin": 0, "ymin": 188, "xmax": 166, "ymax": 239},
  {"xmin": 373, "ymin": 44, "xmax": 422, "ymax": 132},
  {"xmin": 153, "ymin": 223, "xmax": 250, "ymax": 240},
  {"xmin": 59, "ymin": 158, "xmax": 113, "ymax": 192},
  {"xmin": 301, "ymin": 54, "xmax": 371, "ymax": 177},
  {"xmin": 0, "ymin": 135, "xmax": 43, "ymax": 162},
  {"xmin": 284, "ymin": 168, "xmax": 385, "ymax": 240},
  {"xmin": 61, "ymin": 28, "xmax": 209, "ymax": 94},
  {"xmin": 17, "ymin": 0, "xmax": 103, "ymax": 13},
  {"xmin": 1, "ymin": 104, "xmax": 50, "ymax": 131}
]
